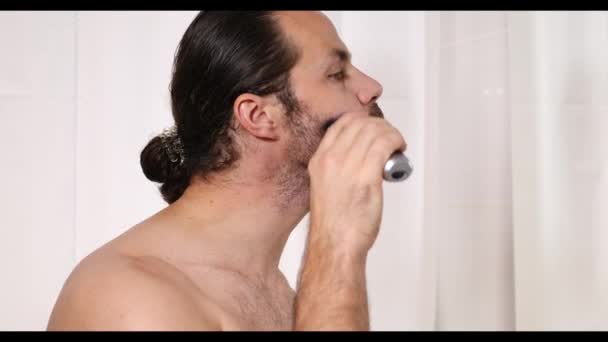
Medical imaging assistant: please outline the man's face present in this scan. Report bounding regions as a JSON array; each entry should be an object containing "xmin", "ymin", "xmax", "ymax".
[{"xmin": 272, "ymin": 11, "xmax": 385, "ymax": 207}]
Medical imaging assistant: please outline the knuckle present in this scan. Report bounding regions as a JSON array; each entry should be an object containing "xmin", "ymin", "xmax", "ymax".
[
  {"xmin": 393, "ymin": 131, "xmax": 407, "ymax": 149},
  {"xmin": 390, "ymin": 130, "xmax": 403, "ymax": 142},
  {"xmin": 368, "ymin": 136, "xmax": 387, "ymax": 154},
  {"xmin": 372, "ymin": 118, "xmax": 390, "ymax": 131},
  {"xmin": 346, "ymin": 111, "xmax": 370, "ymax": 122},
  {"xmin": 344, "ymin": 111, "xmax": 367, "ymax": 122},
  {"xmin": 312, "ymin": 152, "xmax": 340, "ymax": 173},
  {"xmin": 353, "ymin": 116, "xmax": 374, "ymax": 130},
  {"xmin": 322, "ymin": 152, "xmax": 340, "ymax": 168},
  {"xmin": 382, "ymin": 125, "xmax": 406, "ymax": 148},
  {"xmin": 371, "ymin": 134, "xmax": 395, "ymax": 154},
  {"xmin": 357, "ymin": 117, "xmax": 383, "ymax": 133}
]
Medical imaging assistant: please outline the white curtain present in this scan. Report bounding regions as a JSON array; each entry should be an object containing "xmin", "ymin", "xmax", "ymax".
[
  {"xmin": 273, "ymin": 11, "xmax": 608, "ymax": 331},
  {"xmin": 507, "ymin": 12, "xmax": 608, "ymax": 330},
  {"xmin": 1, "ymin": 11, "xmax": 606, "ymax": 331},
  {"xmin": 315, "ymin": 11, "xmax": 608, "ymax": 330}
]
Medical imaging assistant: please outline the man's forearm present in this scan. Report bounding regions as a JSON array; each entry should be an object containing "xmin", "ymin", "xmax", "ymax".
[{"xmin": 293, "ymin": 229, "xmax": 370, "ymax": 331}]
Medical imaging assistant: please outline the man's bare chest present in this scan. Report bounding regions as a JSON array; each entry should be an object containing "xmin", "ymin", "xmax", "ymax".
[
  {"xmin": 180, "ymin": 265, "xmax": 295, "ymax": 330},
  {"xmin": 222, "ymin": 289, "xmax": 294, "ymax": 330}
]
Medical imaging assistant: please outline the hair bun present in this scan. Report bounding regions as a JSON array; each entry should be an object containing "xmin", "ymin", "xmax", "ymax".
[{"xmin": 140, "ymin": 135, "xmax": 172, "ymax": 184}]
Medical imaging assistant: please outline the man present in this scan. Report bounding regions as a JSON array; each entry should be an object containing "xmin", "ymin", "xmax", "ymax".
[{"xmin": 47, "ymin": 11, "xmax": 406, "ymax": 331}]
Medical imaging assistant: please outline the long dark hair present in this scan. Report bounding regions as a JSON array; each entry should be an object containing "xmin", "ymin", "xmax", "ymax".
[{"xmin": 140, "ymin": 11, "xmax": 300, "ymax": 204}]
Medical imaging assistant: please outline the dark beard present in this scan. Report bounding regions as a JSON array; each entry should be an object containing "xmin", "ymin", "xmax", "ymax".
[
  {"xmin": 369, "ymin": 102, "xmax": 385, "ymax": 119},
  {"xmin": 273, "ymin": 104, "xmax": 323, "ymax": 211},
  {"xmin": 273, "ymin": 84, "xmax": 385, "ymax": 210}
]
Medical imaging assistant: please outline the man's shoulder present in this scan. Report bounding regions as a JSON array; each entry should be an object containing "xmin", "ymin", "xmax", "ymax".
[{"xmin": 47, "ymin": 248, "xmax": 221, "ymax": 331}]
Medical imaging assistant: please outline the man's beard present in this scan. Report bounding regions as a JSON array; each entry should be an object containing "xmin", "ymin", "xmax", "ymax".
[
  {"xmin": 273, "ymin": 103, "xmax": 322, "ymax": 211},
  {"xmin": 272, "ymin": 87, "xmax": 385, "ymax": 211}
]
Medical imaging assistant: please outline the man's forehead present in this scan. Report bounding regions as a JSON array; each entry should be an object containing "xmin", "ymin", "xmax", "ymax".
[
  {"xmin": 275, "ymin": 11, "xmax": 332, "ymax": 30},
  {"xmin": 274, "ymin": 11, "xmax": 347, "ymax": 62}
]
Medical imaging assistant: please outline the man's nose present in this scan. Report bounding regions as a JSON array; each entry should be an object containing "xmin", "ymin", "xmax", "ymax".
[{"xmin": 355, "ymin": 71, "xmax": 383, "ymax": 105}]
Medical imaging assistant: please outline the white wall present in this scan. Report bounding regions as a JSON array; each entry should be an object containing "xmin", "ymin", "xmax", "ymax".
[
  {"xmin": 507, "ymin": 11, "xmax": 608, "ymax": 330},
  {"xmin": 73, "ymin": 11, "xmax": 199, "ymax": 264},
  {"xmin": 0, "ymin": 11, "xmax": 77, "ymax": 330},
  {"xmin": 432, "ymin": 11, "xmax": 515, "ymax": 330},
  {"xmin": 0, "ymin": 11, "xmax": 203, "ymax": 330}
]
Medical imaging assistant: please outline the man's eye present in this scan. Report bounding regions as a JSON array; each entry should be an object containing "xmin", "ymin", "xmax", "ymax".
[{"xmin": 328, "ymin": 71, "xmax": 346, "ymax": 81}]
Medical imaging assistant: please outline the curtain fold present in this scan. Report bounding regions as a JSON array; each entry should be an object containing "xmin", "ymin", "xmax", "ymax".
[
  {"xmin": 326, "ymin": 10, "xmax": 608, "ymax": 330},
  {"xmin": 508, "ymin": 11, "xmax": 608, "ymax": 330}
]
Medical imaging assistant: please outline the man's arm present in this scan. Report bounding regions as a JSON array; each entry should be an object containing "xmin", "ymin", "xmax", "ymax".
[
  {"xmin": 293, "ymin": 111, "xmax": 407, "ymax": 331},
  {"xmin": 294, "ymin": 233, "xmax": 369, "ymax": 330}
]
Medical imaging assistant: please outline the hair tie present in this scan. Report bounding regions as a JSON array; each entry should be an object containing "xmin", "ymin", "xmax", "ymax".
[{"xmin": 159, "ymin": 125, "xmax": 185, "ymax": 166}]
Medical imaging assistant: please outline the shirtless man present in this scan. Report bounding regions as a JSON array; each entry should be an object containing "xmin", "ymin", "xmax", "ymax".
[{"xmin": 46, "ymin": 11, "xmax": 406, "ymax": 331}]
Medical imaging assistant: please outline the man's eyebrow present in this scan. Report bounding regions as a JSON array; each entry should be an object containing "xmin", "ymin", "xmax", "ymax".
[{"xmin": 330, "ymin": 48, "xmax": 351, "ymax": 63}]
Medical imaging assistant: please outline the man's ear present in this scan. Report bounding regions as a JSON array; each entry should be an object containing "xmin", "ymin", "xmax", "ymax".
[{"xmin": 233, "ymin": 93, "xmax": 280, "ymax": 141}]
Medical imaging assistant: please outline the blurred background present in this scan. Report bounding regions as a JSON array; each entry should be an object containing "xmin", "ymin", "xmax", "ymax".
[{"xmin": 0, "ymin": 11, "xmax": 606, "ymax": 331}]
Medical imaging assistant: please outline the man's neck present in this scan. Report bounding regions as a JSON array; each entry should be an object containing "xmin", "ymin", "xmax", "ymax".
[{"xmin": 159, "ymin": 170, "xmax": 309, "ymax": 281}]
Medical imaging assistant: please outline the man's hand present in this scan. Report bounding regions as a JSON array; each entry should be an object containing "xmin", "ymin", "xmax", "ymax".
[
  {"xmin": 308, "ymin": 111, "xmax": 407, "ymax": 254},
  {"xmin": 294, "ymin": 111, "xmax": 407, "ymax": 331}
]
